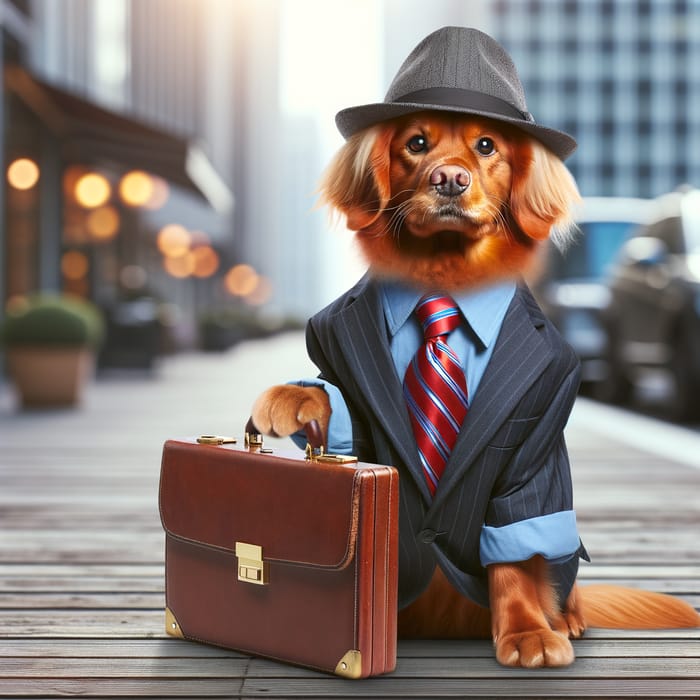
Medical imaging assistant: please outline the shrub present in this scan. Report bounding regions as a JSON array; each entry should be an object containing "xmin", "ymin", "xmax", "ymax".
[{"xmin": 1, "ymin": 293, "xmax": 105, "ymax": 348}]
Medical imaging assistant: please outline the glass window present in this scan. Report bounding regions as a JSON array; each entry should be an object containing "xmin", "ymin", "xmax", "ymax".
[{"xmin": 549, "ymin": 221, "xmax": 639, "ymax": 280}]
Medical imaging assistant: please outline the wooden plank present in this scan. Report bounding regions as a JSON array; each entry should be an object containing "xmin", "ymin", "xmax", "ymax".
[
  {"xmin": 239, "ymin": 678, "xmax": 700, "ymax": 698},
  {"xmin": 0, "ymin": 563, "xmax": 164, "ymax": 577},
  {"xmin": 576, "ymin": 564, "xmax": 700, "ymax": 578},
  {"xmin": 0, "ymin": 679, "xmax": 248, "ymax": 697},
  {"xmin": 0, "ymin": 657, "xmax": 251, "ymax": 677},
  {"xmin": 0, "ymin": 592, "xmax": 164, "ymax": 608},
  {"xmin": 0, "ymin": 610, "xmax": 165, "ymax": 637},
  {"xmin": 0, "ymin": 637, "xmax": 695, "ymax": 658},
  {"xmin": 0, "ymin": 639, "xmax": 246, "ymax": 658},
  {"xmin": 0, "ymin": 676, "xmax": 698, "ymax": 699},
  {"xmin": 2, "ymin": 637, "xmax": 698, "ymax": 660},
  {"xmin": 0, "ymin": 530, "xmax": 164, "ymax": 564},
  {"xmin": 0, "ymin": 655, "xmax": 698, "ymax": 679},
  {"xmin": 257, "ymin": 655, "xmax": 700, "ymax": 679}
]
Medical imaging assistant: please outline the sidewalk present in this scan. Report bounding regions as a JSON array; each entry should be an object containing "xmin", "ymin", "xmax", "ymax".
[
  {"xmin": 0, "ymin": 331, "xmax": 317, "ymax": 449},
  {"xmin": 1, "ymin": 332, "xmax": 698, "ymax": 699}
]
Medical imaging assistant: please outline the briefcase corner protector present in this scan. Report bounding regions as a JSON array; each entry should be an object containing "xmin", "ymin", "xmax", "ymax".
[
  {"xmin": 334, "ymin": 649, "xmax": 363, "ymax": 679},
  {"xmin": 165, "ymin": 606, "xmax": 184, "ymax": 639}
]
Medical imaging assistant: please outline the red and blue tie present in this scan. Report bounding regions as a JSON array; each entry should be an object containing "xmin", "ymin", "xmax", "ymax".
[{"xmin": 403, "ymin": 294, "xmax": 468, "ymax": 496}]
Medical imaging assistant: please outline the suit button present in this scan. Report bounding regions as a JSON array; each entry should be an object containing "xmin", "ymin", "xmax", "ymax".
[{"xmin": 419, "ymin": 529, "xmax": 437, "ymax": 544}]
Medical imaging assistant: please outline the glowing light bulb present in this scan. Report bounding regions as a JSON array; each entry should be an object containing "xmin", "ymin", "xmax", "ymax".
[{"xmin": 7, "ymin": 158, "xmax": 40, "ymax": 190}]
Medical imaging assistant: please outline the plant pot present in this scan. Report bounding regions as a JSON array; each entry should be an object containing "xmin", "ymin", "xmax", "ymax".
[{"xmin": 6, "ymin": 346, "xmax": 95, "ymax": 408}]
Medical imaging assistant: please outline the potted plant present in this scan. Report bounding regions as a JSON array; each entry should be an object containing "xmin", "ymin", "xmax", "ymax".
[{"xmin": 1, "ymin": 293, "xmax": 104, "ymax": 408}]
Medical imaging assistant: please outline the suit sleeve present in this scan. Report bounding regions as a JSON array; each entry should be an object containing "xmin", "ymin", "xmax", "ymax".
[
  {"xmin": 302, "ymin": 316, "xmax": 372, "ymax": 457},
  {"xmin": 479, "ymin": 362, "xmax": 586, "ymax": 566}
]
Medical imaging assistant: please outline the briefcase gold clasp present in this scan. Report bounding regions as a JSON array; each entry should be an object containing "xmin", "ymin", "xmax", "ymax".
[
  {"xmin": 305, "ymin": 444, "xmax": 358, "ymax": 465},
  {"xmin": 235, "ymin": 542, "xmax": 269, "ymax": 585},
  {"xmin": 244, "ymin": 430, "xmax": 264, "ymax": 449},
  {"xmin": 197, "ymin": 435, "xmax": 237, "ymax": 445}
]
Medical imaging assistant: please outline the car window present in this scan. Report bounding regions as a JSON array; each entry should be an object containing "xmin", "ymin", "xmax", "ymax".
[{"xmin": 548, "ymin": 221, "xmax": 637, "ymax": 280}]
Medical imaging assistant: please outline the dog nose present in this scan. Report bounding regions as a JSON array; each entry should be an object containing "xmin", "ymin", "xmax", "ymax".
[{"xmin": 430, "ymin": 165, "xmax": 471, "ymax": 197}]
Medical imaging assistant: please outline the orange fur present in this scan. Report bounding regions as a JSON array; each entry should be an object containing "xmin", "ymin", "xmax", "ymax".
[
  {"xmin": 318, "ymin": 111, "xmax": 580, "ymax": 291},
  {"xmin": 578, "ymin": 584, "xmax": 700, "ymax": 629},
  {"xmin": 251, "ymin": 385, "xmax": 331, "ymax": 441},
  {"xmin": 253, "ymin": 110, "xmax": 698, "ymax": 668},
  {"xmin": 397, "ymin": 567, "xmax": 492, "ymax": 640}
]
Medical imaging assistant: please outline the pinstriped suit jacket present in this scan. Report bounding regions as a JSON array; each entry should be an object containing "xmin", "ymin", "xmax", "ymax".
[{"xmin": 306, "ymin": 275, "xmax": 586, "ymax": 609}]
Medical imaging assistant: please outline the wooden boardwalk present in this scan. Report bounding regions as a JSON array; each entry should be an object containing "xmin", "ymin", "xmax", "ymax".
[{"xmin": 1, "ymin": 333, "xmax": 699, "ymax": 699}]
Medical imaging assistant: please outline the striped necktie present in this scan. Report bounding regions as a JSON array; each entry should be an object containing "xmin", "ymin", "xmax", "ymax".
[{"xmin": 403, "ymin": 294, "xmax": 469, "ymax": 496}]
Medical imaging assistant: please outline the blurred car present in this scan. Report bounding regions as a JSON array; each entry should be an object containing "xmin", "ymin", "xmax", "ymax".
[
  {"xmin": 533, "ymin": 196, "xmax": 652, "ymax": 388},
  {"xmin": 600, "ymin": 188, "xmax": 700, "ymax": 420}
]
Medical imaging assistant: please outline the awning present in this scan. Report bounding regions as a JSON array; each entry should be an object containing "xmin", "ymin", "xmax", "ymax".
[{"xmin": 4, "ymin": 66, "xmax": 233, "ymax": 214}]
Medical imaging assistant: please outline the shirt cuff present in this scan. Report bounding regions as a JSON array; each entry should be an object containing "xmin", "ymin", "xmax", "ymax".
[
  {"xmin": 287, "ymin": 379, "xmax": 354, "ymax": 454},
  {"xmin": 480, "ymin": 510, "xmax": 581, "ymax": 567}
]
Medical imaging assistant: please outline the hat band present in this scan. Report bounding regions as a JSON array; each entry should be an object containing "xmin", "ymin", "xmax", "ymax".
[{"xmin": 392, "ymin": 87, "xmax": 531, "ymax": 122}]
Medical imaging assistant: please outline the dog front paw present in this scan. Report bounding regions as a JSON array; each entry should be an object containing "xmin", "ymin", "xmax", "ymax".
[
  {"xmin": 495, "ymin": 628, "xmax": 574, "ymax": 668},
  {"xmin": 554, "ymin": 582, "xmax": 586, "ymax": 639},
  {"xmin": 251, "ymin": 384, "xmax": 331, "ymax": 440}
]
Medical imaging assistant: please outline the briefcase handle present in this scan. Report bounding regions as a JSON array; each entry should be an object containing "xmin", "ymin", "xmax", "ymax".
[{"xmin": 245, "ymin": 417, "xmax": 325, "ymax": 451}]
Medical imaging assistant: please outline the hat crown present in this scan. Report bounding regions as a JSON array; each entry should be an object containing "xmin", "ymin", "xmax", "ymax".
[
  {"xmin": 385, "ymin": 27, "xmax": 528, "ymax": 116},
  {"xmin": 334, "ymin": 25, "xmax": 577, "ymax": 159}
]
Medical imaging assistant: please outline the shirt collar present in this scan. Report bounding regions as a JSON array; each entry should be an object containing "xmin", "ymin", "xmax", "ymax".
[{"xmin": 381, "ymin": 279, "xmax": 516, "ymax": 348}]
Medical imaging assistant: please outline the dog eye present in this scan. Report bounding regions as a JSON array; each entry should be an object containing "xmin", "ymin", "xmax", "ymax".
[
  {"xmin": 476, "ymin": 137, "xmax": 495, "ymax": 155},
  {"xmin": 406, "ymin": 135, "xmax": 428, "ymax": 153}
]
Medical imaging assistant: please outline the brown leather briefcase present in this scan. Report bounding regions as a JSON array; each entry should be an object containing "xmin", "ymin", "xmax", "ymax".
[{"xmin": 159, "ymin": 424, "xmax": 399, "ymax": 678}]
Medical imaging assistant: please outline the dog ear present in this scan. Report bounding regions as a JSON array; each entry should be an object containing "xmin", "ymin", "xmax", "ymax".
[
  {"xmin": 509, "ymin": 140, "xmax": 580, "ymax": 249},
  {"xmin": 318, "ymin": 124, "xmax": 395, "ymax": 231}
]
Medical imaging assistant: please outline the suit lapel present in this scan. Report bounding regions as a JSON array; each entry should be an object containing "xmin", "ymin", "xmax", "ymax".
[
  {"xmin": 330, "ymin": 279, "xmax": 433, "ymax": 501},
  {"xmin": 429, "ymin": 287, "xmax": 553, "ymax": 512}
]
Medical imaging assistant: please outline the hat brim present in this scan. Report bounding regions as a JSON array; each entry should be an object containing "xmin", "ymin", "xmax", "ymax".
[{"xmin": 335, "ymin": 101, "xmax": 577, "ymax": 160}]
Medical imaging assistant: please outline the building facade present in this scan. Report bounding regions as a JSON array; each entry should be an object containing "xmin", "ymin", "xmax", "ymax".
[{"xmin": 491, "ymin": 0, "xmax": 700, "ymax": 198}]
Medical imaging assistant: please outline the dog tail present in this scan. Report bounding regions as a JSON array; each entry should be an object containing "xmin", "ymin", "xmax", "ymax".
[{"xmin": 579, "ymin": 584, "xmax": 699, "ymax": 629}]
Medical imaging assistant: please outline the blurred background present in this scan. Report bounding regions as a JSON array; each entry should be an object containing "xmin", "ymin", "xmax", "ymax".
[{"xmin": 1, "ymin": 0, "xmax": 699, "ymax": 419}]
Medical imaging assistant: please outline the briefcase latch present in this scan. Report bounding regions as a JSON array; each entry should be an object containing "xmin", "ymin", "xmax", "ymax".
[
  {"xmin": 305, "ymin": 444, "xmax": 358, "ymax": 465},
  {"xmin": 235, "ymin": 542, "xmax": 269, "ymax": 585}
]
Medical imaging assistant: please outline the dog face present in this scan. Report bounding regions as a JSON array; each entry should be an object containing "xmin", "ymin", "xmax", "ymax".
[{"xmin": 319, "ymin": 111, "xmax": 579, "ymax": 291}]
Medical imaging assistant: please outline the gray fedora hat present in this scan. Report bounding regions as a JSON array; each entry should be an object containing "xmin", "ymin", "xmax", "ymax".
[{"xmin": 335, "ymin": 26, "xmax": 576, "ymax": 160}]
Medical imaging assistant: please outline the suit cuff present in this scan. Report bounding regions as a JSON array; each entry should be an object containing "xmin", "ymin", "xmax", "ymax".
[
  {"xmin": 288, "ymin": 379, "xmax": 354, "ymax": 454},
  {"xmin": 480, "ymin": 510, "xmax": 581, "ymax": 567}
]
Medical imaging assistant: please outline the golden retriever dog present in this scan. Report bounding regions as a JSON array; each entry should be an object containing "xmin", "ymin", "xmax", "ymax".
[{"xmin": 252, "ymin": 28, "xmax": 699, "ymax": 668}]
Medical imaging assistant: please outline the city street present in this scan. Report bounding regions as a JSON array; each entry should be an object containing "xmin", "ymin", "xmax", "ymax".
[{"xmin": 1, "ymin": 331, "xmax": 699, "ymax": 698}]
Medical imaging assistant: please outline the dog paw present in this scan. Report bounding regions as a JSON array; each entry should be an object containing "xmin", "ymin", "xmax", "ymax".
[
  {"xmin": 251, "ymin": 384, "xmax": 331, "ymax": 439},
  {"xmin": 559, "ymin": 583, "xmax": 586, "ymax": 639},
  {"xmin": 495, "ymin": 628, "xmax": 574, "ymax": 668},
  {"xmin": 562, "ymin": 607, "xmax": 586, "ymax": 639}
]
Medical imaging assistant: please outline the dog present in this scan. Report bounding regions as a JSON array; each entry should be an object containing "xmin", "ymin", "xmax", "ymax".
[{"xmin": 251, "ymin": 28, "xmax": 699, "ymax": 668}]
